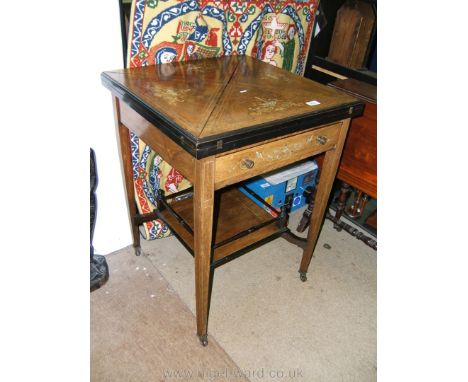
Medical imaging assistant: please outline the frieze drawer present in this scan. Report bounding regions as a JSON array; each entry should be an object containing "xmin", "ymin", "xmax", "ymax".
[{"xmin": 214, "ymin": 121, "xmax": 342, "ymax": 189}]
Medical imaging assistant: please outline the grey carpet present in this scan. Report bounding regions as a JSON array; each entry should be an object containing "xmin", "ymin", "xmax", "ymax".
[
  {"xmin": 91, "ymin": 246, "xmax": 250, "ymax": 382},
  {"xmin": 141, "ymin": 209, "xmax": 377, "ymax": 382}
]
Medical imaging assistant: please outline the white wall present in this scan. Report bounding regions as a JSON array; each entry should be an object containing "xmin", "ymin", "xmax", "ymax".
[
  {"xmin": 1, "ymin": 1, "xmax": 132, "ymax": 379},
  {"xmin": 2, "ymin": 1, "xmax": 131, "ymax": 256},
  {"xmin": 90, "ymin": 3, "xmax": 133, "ymax": 254}
]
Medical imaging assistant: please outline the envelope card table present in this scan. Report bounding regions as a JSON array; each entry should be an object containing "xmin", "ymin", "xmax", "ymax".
[{"xmin": 102, "ymin": 55, "xmax": 363, "ymax": 346}]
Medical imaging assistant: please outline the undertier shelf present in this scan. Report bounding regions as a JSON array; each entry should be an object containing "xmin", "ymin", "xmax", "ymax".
[{"xmin": 156, "ymin": 187, "xmax": 287, "ymax": 266}]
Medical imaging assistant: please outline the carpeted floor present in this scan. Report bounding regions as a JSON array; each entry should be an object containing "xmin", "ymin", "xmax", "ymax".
[
  {"xmin": 92, "ymin": 208, "xmax": 376, "ymax": 381},
  {"xmin": 91, "ymin": 247, "xmax": 250, "ymax": 382}
]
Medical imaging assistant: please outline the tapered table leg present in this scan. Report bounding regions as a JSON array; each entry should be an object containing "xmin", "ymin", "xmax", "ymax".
[
  {"xmin": 113, "ymin": 97, "xmax": 142, "ymax": 256},
  {"xmin": 193, "ymin": 156, "xmax": 215, "ymax": 346},
  {"xmin": 299, "ymin": 119, "xmax": 351, "ymax": 281}
]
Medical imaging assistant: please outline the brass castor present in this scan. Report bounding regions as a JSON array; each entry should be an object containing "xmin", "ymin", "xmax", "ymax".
[
  {"xmin": 299, "ymin": 272, "xmax": 307, "ymax": 282},
  {"xmin": 198, "ymin": 334, "xmax": 208, "ymax": 347}
]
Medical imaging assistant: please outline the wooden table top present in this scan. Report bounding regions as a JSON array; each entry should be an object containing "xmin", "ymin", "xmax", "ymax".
[{"xmin": 102, "ymin": 55, "xmax": 363, "ymax": 158}]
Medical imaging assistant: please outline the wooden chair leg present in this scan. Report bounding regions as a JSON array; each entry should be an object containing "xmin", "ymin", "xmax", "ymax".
[
  {"xmin": 334, "ymin": 182, "xmax": 351, "ymax": 231},
  {"xmin": 296, "ymin": 185, "xmax": 317, "ymax": 233},
  {"xmin": 346, "ymin": 190, "xmax": 369, "ymax": 219}
]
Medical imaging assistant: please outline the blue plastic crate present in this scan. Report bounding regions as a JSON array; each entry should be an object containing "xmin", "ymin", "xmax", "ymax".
[{"xmin": 239, "ymin": 160, "xmax": 318, "ymax": 216}]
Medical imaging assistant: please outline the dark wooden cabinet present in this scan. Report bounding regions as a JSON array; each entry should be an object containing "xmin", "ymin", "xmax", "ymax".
[
  {"xmin": 296, "ymin": 77, "xmax": 377, "ymax": 248},
  {"xmin": 329, "ymin": 78, "xmax": 376, "ymax": 199}
]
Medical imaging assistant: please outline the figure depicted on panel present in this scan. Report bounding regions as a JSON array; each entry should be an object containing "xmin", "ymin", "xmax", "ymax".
[
  {"xmin": 183, "ymin": 41, "xmax": 194, "ymax": 60},
  {"xmin": 147, "ymin": 42, "xmax": 183, "ymax": 66},
  {"xmin": 282, "ymin": 24, "xmax": 296, "ymax": 71},
  {"xmin": 205, "ymin": 27, "xmax": 220, "ymax": 47},
  {"xmin": 187, "ymin": 16, "xmax": 209, "ymax": 43},
  {"xmin": 251, "ymin": 27, "xmax": 264, "ymax": 59},
  {"xmin": 261, "ymin": 40, "xmax": 283, "ymax": 67},
  {"xmin": 183, "ymin": 41, "xmax": 199, "ymax": 61}
]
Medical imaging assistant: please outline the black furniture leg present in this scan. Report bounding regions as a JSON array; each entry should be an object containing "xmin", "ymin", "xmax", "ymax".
[
  {"xmin": 90, "ymin": 148, "xmax": 109, "ymax": 291},
  {"xmin": 297, "ymin": 185, "xmax": 317, "ymax": 233}
]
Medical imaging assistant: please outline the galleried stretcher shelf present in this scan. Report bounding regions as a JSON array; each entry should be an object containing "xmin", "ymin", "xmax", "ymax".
[{"xmin": 102, "ymin": 55, "xmax": 363, "ymax": 346}]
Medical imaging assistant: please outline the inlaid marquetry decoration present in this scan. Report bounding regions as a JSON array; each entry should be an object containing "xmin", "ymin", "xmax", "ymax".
[
  {"xmin": 248, "ymin": 96, "xmax": 304, "ymax": 116},
  {"xmin": 105, "ymin": 56, "xmax": 358, "ymax": 142},
  {"xmin": 153, "ymin": 88, "xmax": 192, "ymax": 105}
]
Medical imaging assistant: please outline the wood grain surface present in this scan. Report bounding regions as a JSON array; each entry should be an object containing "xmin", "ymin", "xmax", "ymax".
[
  {"xmin": 194, "ymin": 157, "xmax": 216, "ymax": 338},
  {"xmin": 337, "ymin": 101, "xmax": 376, "ymax": 198},
  {"xmin": 119, "ymin": 99, "xmax": 196, "ymax": 182},
  {"xmin": 158, "ymin": 188, "xmax": 279, "ymax": 263},
  {"xmin": 113, "ymin": 96, "xmax": 141, "ymax": 251},
  {"xmin": 102, "ymin": 55, "xmax": 362, "ymax": 158},
  {"xmin": 214, "ymin": 122, "xmax": 342, "ymax": 190},
  {"xmin": 300, "ymin": 119, "xmax": 351, "ymax": 274},
  {"xmin": 329, "ymin": 78, "xmax": 377, "ymax": 198}
]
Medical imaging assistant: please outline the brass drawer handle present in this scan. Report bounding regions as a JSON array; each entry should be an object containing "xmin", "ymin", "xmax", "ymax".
[
  {"xmin": 316, "ymin": 135, "xmax": 328, "ymax": 145},
  {"xmin": 241, "ymin": 158, "xmax": 255, "ymax": 169}
]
